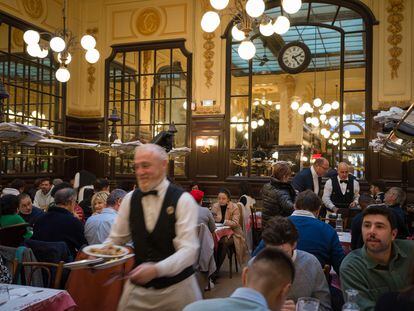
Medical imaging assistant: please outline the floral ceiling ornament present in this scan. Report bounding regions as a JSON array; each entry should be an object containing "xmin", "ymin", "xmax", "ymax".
[
  {"xmin": 202, "ymin": 0, "xmax": 215, "ymax": 88},
  {"xmin": 136, "ymin": 8, "xmax": 161, "ymax": 36},
  {"xmin": 23, "ymin": 0, "xmax": 43, "ymax": 19},
  {"xmin": 387, "ymin": 0, "xmax": 404, "ymax": 79}
]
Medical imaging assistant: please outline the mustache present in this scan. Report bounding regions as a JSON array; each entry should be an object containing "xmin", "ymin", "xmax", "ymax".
[{"xmin": 366, "ymin": 237, "xmax": 381, "ymax": 242}]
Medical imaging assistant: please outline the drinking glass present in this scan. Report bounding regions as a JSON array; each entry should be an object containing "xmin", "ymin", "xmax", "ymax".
[
  {"xmin": 0, "ymin": 285, "xmax": 9, "ymax": 305},
  {"xmin": 296, "ymin": 297, "xmax": 320, "ymax": 311}
]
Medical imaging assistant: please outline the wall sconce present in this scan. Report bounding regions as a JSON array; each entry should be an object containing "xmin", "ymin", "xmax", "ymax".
[{"xmin": 196, "ymin": 137, "xmax": 216, "ymax": 153}]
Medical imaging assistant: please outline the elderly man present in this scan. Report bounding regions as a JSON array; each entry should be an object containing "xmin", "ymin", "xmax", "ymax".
[
  {"xmin": 17, "ymin": 193, "xmax": 44, "ymax": 227},
  {"xmin": 33, "ymin": 178, "xmax": 54, "ymax": 211},
  {"xmin": 184, "ymin": 248, "xmax": 294, "ymax": 311},
  {"xmin": 340, "ymin": 205, "xmax": 414, "ymax": 311},
  {"xmin": 292, "ymin": 157, "xmax": 329, "ymax": 195},
  {"xmin": 322, "ymin": 162, "xmax": 360, "ymax": 213},
  {"xmin": 107, "ymin": 144, "xmax": 201, "ymax": 311},
  {"xmin": 32, "ymin": 188, "xmax": 87, "ymax": 257},
  {"xmin": 85, "ymin": 189, "xmax": 127, "ymax": 245}
]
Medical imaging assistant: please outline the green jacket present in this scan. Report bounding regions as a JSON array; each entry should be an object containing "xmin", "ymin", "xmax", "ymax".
[
  {"xmin": 340, "ymin": 239, "xmax": 414, "ymax": 311},
  {"xmin": 0, "ymin": 214, "xmax": 33, "ymax": 238}
]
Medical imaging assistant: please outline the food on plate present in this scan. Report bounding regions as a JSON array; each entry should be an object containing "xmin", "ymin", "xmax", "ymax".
[{"xmin": 89, "ymin": 245, "xmax": 124, "ymax": 256}]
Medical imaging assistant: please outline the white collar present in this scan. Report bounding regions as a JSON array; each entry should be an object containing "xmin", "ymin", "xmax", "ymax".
[
  {"xmin": 291, "ymin": 210, "xmax": 316, "ymax": 218},
  {"xmin": 310, "ymin": 166, "xmax": 318, "ymax": 179},
  {"xmin": 292, "ymin": 250, "xmax": 297, "ymax": 262},
  {"xmin": 154, "ymin": 178, "xmax": 169, "ymax": 192}
]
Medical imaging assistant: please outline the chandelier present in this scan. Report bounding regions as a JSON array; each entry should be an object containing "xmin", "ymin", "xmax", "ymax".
[
  {"xmin": 23, "ymin": 0, "xmax": 100, "ymax": 83},
  {"xmin": 201, "ymin": 0, "xmax": 303, "ymax": 60}
]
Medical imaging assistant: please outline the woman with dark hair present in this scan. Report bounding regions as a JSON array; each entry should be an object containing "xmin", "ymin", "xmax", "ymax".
[
  {"xmin": 261, "ymin": 161, "xmax": 296, "ymax": 225},
  {"xmin": 0, "ymin": 194, "xmax": 32, "ymax": 238},
  {"xmin": 211, "ymin": 189, "xmax": 248, "ymax": 275}
]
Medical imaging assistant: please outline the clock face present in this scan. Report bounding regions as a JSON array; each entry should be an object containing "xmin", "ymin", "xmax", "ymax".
[{"xmin": 278, "ymin": 41, "xmax": 311, "ymax": 74}]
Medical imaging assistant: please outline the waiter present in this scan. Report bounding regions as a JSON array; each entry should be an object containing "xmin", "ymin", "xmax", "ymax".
[
  {"xmin": 292, "ymin": 157, "xmax": 330, "ymax": 195},
  {"xmin": 322, "ymin": 162, "xmax": 360, "ymax": 213},
  {"xmin": 107, "ymin": 144, "xmax": 201, "ymax": 310}
]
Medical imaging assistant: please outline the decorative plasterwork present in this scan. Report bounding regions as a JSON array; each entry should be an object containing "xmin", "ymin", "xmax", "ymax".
[
  {"xmin": 195, "ymin": 103, "xmax": 221, "ymax": 114},
  {"xmin": 201, "ymin": 0, "xmax": 215, "ymax": 88},
  {"xmin": 285, "ymin": 75, "xmax": 296, "ymax": 132},
  {"xmin": 86, "ymin": 27, "xmax": 98, "ymax": 94},
  {"xmin": 22, "ymin": 0, "xmax": 43, "ymax": 19},
  {"xmin": 387, "ymin": 0, "xmax": 404, "ymax": 79},
  {"xmin": 142, "ymin": 50, "xmax": 152, "ymax": 107},
  {"xmin": 136, "ymin": 8, "xmax": 161, "ymax": 36}
]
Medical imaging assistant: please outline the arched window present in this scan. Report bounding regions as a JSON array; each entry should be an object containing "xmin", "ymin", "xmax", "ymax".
[
  {"xmin": 226, "ymin": 0, "xmax": 376, "ymax": 179},
  {"xmin": 105, "ymin": 40, "xmax": 192, "ymax": 178}
]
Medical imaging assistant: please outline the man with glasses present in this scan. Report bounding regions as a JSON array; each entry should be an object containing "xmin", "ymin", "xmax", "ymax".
[{"xmin": 292, "ymin": 157, "xmax": 330, "ymax": 196}]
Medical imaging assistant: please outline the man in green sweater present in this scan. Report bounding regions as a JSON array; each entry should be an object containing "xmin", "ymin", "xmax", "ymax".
[{"xmin": 340, "ymin": 205, "xmax": 414, "ymax": 311}]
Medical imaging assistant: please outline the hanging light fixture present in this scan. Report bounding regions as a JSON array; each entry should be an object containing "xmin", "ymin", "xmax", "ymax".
[
  {"xmin": 201, "ymin": 0, "xmax": 300, "ymax": 60},
  {"xmin": 23, "ymin": 0, "xmax": 99, "ymax": 83},
  {"xmin": 331, "ymin": 84, "xmax": 340, "ymax": 110}
]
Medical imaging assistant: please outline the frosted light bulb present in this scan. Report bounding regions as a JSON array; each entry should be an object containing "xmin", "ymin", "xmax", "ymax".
[
  {"xmin": 305, "ymin": 117, "xmax": 312, "ymax": 124},
  {"xmin": 251, "ymin": 120, "xmax": 258, "ymax": 129},
  {"xmin": 23, "ymin": 30, "xmax": 40, "ymax": 45},
  {"xmin": 238, "ymin": 40, "xmax": 256, "ymax": 60},
  {"xmin": 329, "ymin": 118, "xmax": 337, "ymax": 127},
  {"xmin": 282, "ymin": 0, "xmax": 302, "ymax": 14},
  {"xmin": 38, "ymin": 48, "xmax": 48, "ymax": 58},
  {"xmin": 273, "ymin": 16, "xmax": 290, "ymax": 35},
  {"xmin": 26, "ymin": 44, "xmax": 41, "ymax": 57},
  {"xmin": 231, "ymin": 25, "xmax": 246, "ymax": 41},
  {"xmin": 246, "ymin": 0, "xmax": 265, "ymax": 18},
  {"xmin": 201, "ymin": 11, "xmax": 220, "ymax": 33},
  {"xmin": 323, "ymin": 103, "xmax": 332, "ymax": 113},
  {"xmin": 236, "ymin": 124, "xmax": 244, "ymax": 132},
  {"xmin": 320, "ymin": 114, "xmax": 327, "ymax": 121},
  {"xmin": 259, "ymin": 20, "xmax": 274, "ymax": 37},
  {"xmin": 290, "ymin": 101, "xmax": 299, "ymax": 110},
  {"xmin": 80, "ymin": 35, "xmax": 96, "ymax": 50},
  {"xmin": 55, "ymin": 67, "xmax": 70, "ymax": 82},
  {"xmin": 331, "ymin": 100, "xmax": 340, "ymax": 110},
  {"xmin": 85, "ymin": 49, "xmax": 100, "ymax": 63},
  {"xmin": 253, "ymin": 100, "xmax": 259, "ymax": 106},
  {"xmin": 275, "ymin": 104, "xmax": 281, "ymax": 110},
  {"xmin": 313, "ymin": 97, "xmax": 322, "ymax": 107},
  {"xmin": 50, "ymin": 37, "xmax": 66, "ymax": 52},
  {"xmin": 258, "ymin": 119, "xmax": 265, "ymax": 126},
  {"xmin": 298, "ymin": 106, "xmax": 306, "ymax": 115},
  {"xmin": 210, "ymin": 0, "xmax": 229, "ymax": 10}
]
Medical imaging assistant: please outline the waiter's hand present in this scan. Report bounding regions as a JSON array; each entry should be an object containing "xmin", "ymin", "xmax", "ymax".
[
  {"xmin": 128, "ymin": 263, "xmax": 158, "ymax": 285},
  {"xmin": 349, "ymin": 201, "xmax": 357, "ymax": 208}
]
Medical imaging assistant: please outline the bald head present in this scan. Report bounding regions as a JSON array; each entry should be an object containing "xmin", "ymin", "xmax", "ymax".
[
  {"xmin": 313, "ymin": 157, "xmax": 329, "ymax": 177},
  {"xmin": 338, "ymin": 162, "xmax": 349, "ymax": 180}
]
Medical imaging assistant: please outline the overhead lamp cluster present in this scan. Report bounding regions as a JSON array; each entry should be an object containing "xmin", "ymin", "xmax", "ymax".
[
  {"xmin": 231, "ymin": 115, "xmax": 266, "ymax": 132},
  {"xmin": 253, "ymin": 98, "xmax": 281, "ymax": 110},
  {"xmin": 23, "ymin": 1, "xmax": 99, "ymax": 83},
  {"xmin": 201, "ymin": 0, "xmax": 303, "ymax": 60},
  {"xmin": 327, "ymin": 130, "xmax": 357, "ymax": 149},
  {"xmin": 291, "ymin": 98, "xmax": 340, "ymax": 117}
]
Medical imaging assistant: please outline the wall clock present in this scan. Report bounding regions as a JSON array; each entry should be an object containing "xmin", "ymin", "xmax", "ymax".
[{"xmin": 278, "ymin": 41, "xmax": 312, "ymax": 74}]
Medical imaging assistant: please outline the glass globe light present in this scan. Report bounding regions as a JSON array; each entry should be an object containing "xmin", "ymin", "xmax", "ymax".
[
  {"xmin": 273, "ymin": 16, "xmax": 290, "ymax": 35},
  {"xmin": 298, "ymin": 106, "xmax": 306, "ymax": 115},
  {"xmin": 282, "ymin": 0, "xmax": 302, "ymax": 14},
  {"xmin": 207, "ymin": 137, "xmax": 215, "ymax": 146},
  {"xmin": 268, "ymin": 100, "xmax": 273, "ymax": 105},
  {"xmin": 231, "ymin": 116, "xmax": 238, "ymax": 123},
  {"xmin": 244, "ymin": 133, "xmax": 249, "ymax": 139},
  {"xmin": 332, "ymin": 133, "xmax": 339, "ymax": 139},
  {"xmin": 329, "ymin": 118, "xmax": 337, "ymax": 127},
  {"xmin": 55, "ymin": 67, "xmax": 70, "ymax": 82},
  {"xmin": 319, "ymin": 114, "xmax": 327, "ymax": 121},
  {"xmin": 331, "ymin": 100, "xmax": 340, "ymax": 110},
  {"xmin": 275, "ymin": 104, "xmax": 281, "ymax": 110},
  {"xmin": 328, "ymin": 139, "xmax": 333, "ymax": 144},
  {"xmin": 182, "ymin": 101, "xmax": 187, "ymax": 110},
  {"xmin": 238, "ymin": 40, "xmax": 256, "ymax": 60},
  {"xmin": 236, "ymin": 124, "xmax": 244, "ymax": 132},
  {"xmin": 258, "ymin": 119, "xmax": 265, "ymax": 126},
  {"xmin": 344, "ymin": 130, "xmax": 351, "ymax": 138},
  {"xmin": 313, "ymin": 97, "xmax": 322, "ymax": 107},
  {"xmin": 23, "ymin": 30, "xmax": 40, "ymax": 45},
  {"xmin": 302, "ymin": 102, "xmax": 311, "ymax": 111},
  {"xmin": 324, "ymin": 131, "xmax": 331, "ymax": 139},
  {"xmin": 305, "ymin": 117, "xmax": 312, "ymax": 124},
  {"xmin": 201, "ymin": 11, "xmax": 220, "ymax": 33},
  {"xmin": 351, "ymin": 139, "xmax": 356, "ymax": 144},
  {"xmin": 321, "ymin": 128, "xmax": 327, "ymax": 135},
  {"xmin": 323, "ymin": 103, "xmax": 332, "ymax": 113},
  {"xmin": 27, "ymin": 44, "xmax": 41, "ymax": 57},
  {"xmin": 80, "ymin": 35, "xmax": 96, "ymax": 50},
  {"xmin": 85, "ymin": 49, "xmax": 100, "ymax": 63},
  {"xmin": 290, "ymin": 101, "xmax": 299, "ymax": 110},
  {"xmin": 231, "ymin": 25, "xmax": 246, "ymax": 41},
  {"xmin": 259, "ymin": 20, "xmax": 274, "ymax": 37},
  {"xmin": 307, "ymin": 106, "xmax": 314, "ymax": 113},
  {"xmin": 311, "ymin": 117, "xmax": 320, "ymax": 127},
  {"xmin": 58, "ymin": 52, "xmax": 72, "ymax": 64},
  {"xmin": 210, "ymin": 0, "xmax": 229, "ymax": 10},
  {"xmin": 347, "ymin": 140, "xmax": 352, "ymax": 146},
  {"xmin": 245, "ymin": 0, "xmax": 265, "ymax": 18},
  {"xmin": 251, "ymin": 120, "xmax": 258, "ymax": 129},
  {"xmin": 253, "ymin": 100, "xmax": 259, "ymax": 106},
  {"xmin": 38, "ymin": 48, "xmax": 48, "ymax": 58},
  {"xmin": 50, "ymin": 37, "xmax": 66, "ymax": 52},
  {"xmin": 261, "ymin": 99, "xmax": 267, "ymax": 105},
  {"xmin": 333, "ymin": 140, "xmax": 339, "ymax": 146},
  {"xmin": 342, "ymin": 138, "xmax": 347, "ymax": 144}
]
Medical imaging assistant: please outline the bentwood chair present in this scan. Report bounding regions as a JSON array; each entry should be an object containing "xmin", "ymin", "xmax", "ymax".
[{"xmin": 13, "ymin": 259, "xmax": 64, "ymax": 289}]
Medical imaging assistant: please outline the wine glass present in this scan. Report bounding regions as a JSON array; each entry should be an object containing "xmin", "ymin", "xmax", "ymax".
[{"xmin": 296, "ymin": 297, "xmax": 320, "ymax": 311}]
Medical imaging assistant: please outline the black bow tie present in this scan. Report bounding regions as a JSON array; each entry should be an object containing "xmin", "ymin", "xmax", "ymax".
[
  {"xmin": 141, "ymin": 190, "xmax": 158, "ymax": 197},
  {"xmin": 340, "ymin": 180, "xmax": 348, "ymax": 184}
]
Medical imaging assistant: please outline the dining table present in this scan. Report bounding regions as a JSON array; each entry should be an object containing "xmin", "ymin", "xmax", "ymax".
[{"xmin": 0, "ymin": 284, "xmax": 76, "ymax": 311}]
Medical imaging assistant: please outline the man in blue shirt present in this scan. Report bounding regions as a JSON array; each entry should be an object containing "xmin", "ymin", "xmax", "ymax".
[
  {"xmin": 85, "ymin": 189, "xmax": 127, "ymax": 245},
  {"xmin": 184, "ymin": 247, "xmax": 294, "ymax": 311}
]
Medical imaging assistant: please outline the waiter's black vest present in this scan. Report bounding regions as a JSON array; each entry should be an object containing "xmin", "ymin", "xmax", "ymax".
[
  {"xmin": 129, "ymin": 184, "xmax": 194, "ymax": 289},
  {"xmin": 330, "ymin": 175, "xmax": 355, "ymax": 209}
]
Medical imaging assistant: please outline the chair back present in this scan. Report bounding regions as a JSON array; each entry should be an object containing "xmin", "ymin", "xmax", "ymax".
[
  {"xmin": 0, "ymin": 223, "xmax": 28, "ymax": 247},
  {"xmin": 13, "ymin": 259, "xmax": 64, "ymax": 289}
]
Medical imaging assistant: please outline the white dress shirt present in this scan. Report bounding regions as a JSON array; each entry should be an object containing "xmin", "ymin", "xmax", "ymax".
[
  {"xmin": 310, "ymin": 166, "xmax": 319, "ymax": 194},
  {"xmin": 85, "ymin": 207, "xmax": 118, "ymax": 245},
  {"xmin": 107, "ymin": 178, "xmax": 199, "ymax": 278},
  {"xmin": 33, "ymin": 188, "xmax": 54, "ymax": 211},
  {"xmin": 322, "ymin": 176, "xmax": 360, "ymax": 210}
]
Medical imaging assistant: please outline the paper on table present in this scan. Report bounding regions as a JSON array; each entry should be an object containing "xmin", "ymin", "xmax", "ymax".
[{"xmin": 9, "ymin": 288, "xmax": 31, "ymax": 300}]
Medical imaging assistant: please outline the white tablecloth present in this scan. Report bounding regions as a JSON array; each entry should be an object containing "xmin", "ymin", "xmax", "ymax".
[{"xmin": 0, "ymin": 284, "xmax": 76, "ymax": 311}]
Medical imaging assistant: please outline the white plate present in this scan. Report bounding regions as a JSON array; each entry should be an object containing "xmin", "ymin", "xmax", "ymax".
[
  {"xmin": 91, "ymin": 254, "xmax": 135, "ymax": 269},
  {"xmin": 63, "ymin": 258, "xmax": 105, "ymax": 270},
  {"xmin": 82, "ymin": 244, "xmax": 129, "ymax": 258}
]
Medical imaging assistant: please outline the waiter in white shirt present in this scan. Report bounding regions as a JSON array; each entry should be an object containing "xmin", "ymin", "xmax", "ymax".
[
  {"xmin": 322, "ymin": 162, "xmax": 360, "ymax": 213},
  {"xmin": 107, "ymin": 144, "xmax": 201, "ymax": 311}
]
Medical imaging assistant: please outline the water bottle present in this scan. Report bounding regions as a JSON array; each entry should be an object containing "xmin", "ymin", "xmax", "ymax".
[
  {"xmin": 342, "ymin": 289, "xmax": 360, "ymax": 311},
  {"xmin": 335, "ymin": 214, "xmax": 343, "ymax": 232}
]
